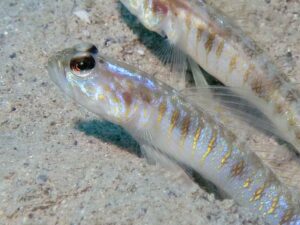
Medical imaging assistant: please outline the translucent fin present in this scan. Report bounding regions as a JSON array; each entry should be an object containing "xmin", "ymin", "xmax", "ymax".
[
  {"xmin": 188, "ymin": 58, "xmax": 208, "ymax": 87},
  {"xmin": 152, "ymin": 38, "xmax": 188, "ymax": 90},
  {"xmin": 136, "ymin": 130, "xmax": 178, "ymax": 168},
  {"xmin": 153, "ymin": 39, "xmax": 215, "ymax": 90},
  {"xmin": 179, "ymin": 86, "xmax": 284, "ymax": 141},
  {"xmin": 140, "ymin": 144, "xmax": 194, "ymax": 187}
]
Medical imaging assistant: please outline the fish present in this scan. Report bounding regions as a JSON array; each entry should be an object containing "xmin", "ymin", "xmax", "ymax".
[
  {"xmin": 119, "ymin": 0, "xmax": 300, "ymax": 154},
  {"xmin": 48, "ymin": 43, "xmax": 300, "ymax": 225}
]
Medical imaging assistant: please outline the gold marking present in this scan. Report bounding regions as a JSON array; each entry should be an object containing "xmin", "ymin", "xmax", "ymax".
[
  {"xmin": 216, "ymin": 40, "xmax": 224, "ymax": 58},
  {"xmin": 243, "ymin": 64, "xmax": 255, "ymax": 83},
  {"xmin": 195, "ymin": 25, "xmax": 205, "ymax": 57},
  {"xmin": 104, "ymin": 85, "xmax": 111, "ymax": 92},
  {"xmin": 169, "ymin": 110, "xmax": 180, "ymax": 134},
  {"xmin": 98, "ymin": 94, "xmax": 105, "ymax": 101},
  {"xmin": 112, "ymin": 94, "xmax": 120, "ymax": 104},
  {"xmin": 180, "ymin": 115, "xmax": 191, "ymax": 147},
  {"xmin": 231, "ymin": 160, "xmax": 245, "ymax": 177},
  {"xmin": 205, "ymin": 33, "xmax": 216, "ymax": 54},
  {"xmin": 185, "ymin": 14, "xmax": 191, "ymax": 31},
  {"xmin": 201, "ymin": 129, "xmax": 217, "ymax": 162},
  {"xmin": 267, "ymin": 196, "xmax": 279, "ymax": 214},
  {"xmin": 157, "ymin": 102, "xmax": 167, "ymax": 123},
  {"xmin": 220, "ymin": 145, "xmax": 233, "ymax": 167},
  {"xmin": 250, "ymin": 183, "xmax": 267, "ymax": 202},
  {"xmin": 196, "ymin": 25, "xmax": 204, "ymax": 41},
  {"xmin": 287, "ymin": 110, "xmax": 296, "ymax": 126},
  {"xmin": 243, "ymin": 178, "xmax": 252, "ymax": 188},
  {"xmin": 124, "ymin": 103, "xmax": 130, "ymax": 119},
  {"xmin": 229, "ymin": 56, "xmax": 238, "ymax": 73},
  {"xmin": 126, "ymin": 79, "xmax": 134, "ymax": 89},
  {"xmin": 192, "ymin": 126, "xmax": 202, "ymax": 155},
  {"xmin": 141, "ymin": 107, "xmax": 150, "ymax": 127},
  {"xmin": 280, "ymin": 209, "xmax": 294, "ymax": 225},
  {"xmin": 133, "ymin": 102, "xmax": 139, "ymax": 114}
]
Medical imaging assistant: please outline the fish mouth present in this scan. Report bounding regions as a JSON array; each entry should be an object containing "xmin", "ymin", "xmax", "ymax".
[
  {"xmin": 48, "ymin": 54, "xmax": 66, "ymax": 87},
  {"xmin": 47, "ymin": 51, "xmax": 73, "ymax": 96}
]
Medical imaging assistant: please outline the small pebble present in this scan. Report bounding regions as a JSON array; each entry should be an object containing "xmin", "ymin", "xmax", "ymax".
[
  {"xmin": 36, "ymin": 174, "xmax": 48, "ymax": 185},
  {"xmin": 82, "ymin": 30, "xmax": 91, "ymax": 37},
  {"xmin": 0, "ymin": 100, "xmax": 12, "ymax": 113},
  {"xmin": 9, "ymin": 53, "xmax": 16, "ymax": 59},
  {"xmin": 136, "ymin": 48, "xmax": 145, "ymax": 56},
  {"xmin": 73, "ymin": 9, "xmax": 91, "ymax": 24}
]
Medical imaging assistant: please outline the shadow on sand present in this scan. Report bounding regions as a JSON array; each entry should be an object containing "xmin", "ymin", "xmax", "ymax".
[
  {"xmin": 75, "ymin": 119, "xmax": 141, "ymax": 156},
  {"xmin": 75, "ymin": 118, "xmax": 222, "ymax": 198}
]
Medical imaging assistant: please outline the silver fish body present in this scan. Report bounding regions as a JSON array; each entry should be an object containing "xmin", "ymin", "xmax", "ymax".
[
  {"xmin": 119, "ymin": 0, "xmax": 300, "ymax": 154},
  {"xmin": 48, "ymin": 43, "xmax": 300, "ymax": 225}
]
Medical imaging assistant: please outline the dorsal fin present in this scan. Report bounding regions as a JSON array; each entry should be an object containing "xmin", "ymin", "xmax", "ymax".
[{"xmin": 179, "ymin": 86, "xmax": 283, "ymax": 142}]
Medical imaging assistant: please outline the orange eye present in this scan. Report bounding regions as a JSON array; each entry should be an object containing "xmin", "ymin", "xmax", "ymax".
[{"xmin": 70, "ymin": 54, "xmax": 95, "ymax": 76}]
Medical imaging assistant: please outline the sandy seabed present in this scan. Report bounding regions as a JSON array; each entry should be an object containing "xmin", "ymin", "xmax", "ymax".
[{"xmin": 0, "ymin": 0, "xmax": 299, "ymax": 224}]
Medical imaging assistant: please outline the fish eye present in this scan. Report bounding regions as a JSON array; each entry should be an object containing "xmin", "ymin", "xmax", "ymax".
[{"xmin": 70, "ymin": 54, "xmax": 96, "ymax": 77}]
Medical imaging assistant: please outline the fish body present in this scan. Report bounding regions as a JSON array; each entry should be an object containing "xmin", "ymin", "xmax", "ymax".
[
  {"xmin": 119, "ymin": 0, "xmax": 300, "ymax": 153},
  {"xmin": 48, "ymin": 43, "xmax": 300, "ymax": 225}
]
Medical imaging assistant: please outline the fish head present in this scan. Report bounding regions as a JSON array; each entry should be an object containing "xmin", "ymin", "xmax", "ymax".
[
  {"xmin": 47, "ymin": 43, "xmax": 131, "ymax": 123},
  {"xmin": 120, "ymin": 0, "xmax": 170, "ymax": 36}
]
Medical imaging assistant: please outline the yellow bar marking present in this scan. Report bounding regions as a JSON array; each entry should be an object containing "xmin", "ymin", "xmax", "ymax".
[
  {"xmin": 180, "ymin": 115, "xmax": 191, "ymax": 147},
  {"xmin": 157, "ymin": 102, "xmax": 167, "ymax": 123},
  {"xmin": 112, "ymin": 91, "xmax": 121, "ymax": 104},
  {"xmin": 98, "ymin": 94, "xmax": 105, "ymax": 101},
  {"xmin": 216, "ymin": 40, "xmax": 224, "ymax": 58},
  {"xmin": 243, "ymin": 178, "xmax": 252, "ymax": 188},
  {"xmin": 205, "ymin": 33, "xmax": 216, "ymax": 54},
  {"xmin": 142, "ymin": 108, "xmax": 150, "ymax": 126},
  {"xmin": 250, "ymin": 183, "xmax": 267, "ymax": 202},
  {"xmin": 229, "ymin": 56, "xmax": 238, "ymax": 73},
  {"xmin": 201, "ymin": 129, "xmax": 217, "ymax": 162},
  {"xmin": 267, "ymin": 196, "xmax": 279, "ymax": 214},
  {"xmin": 192, "ymin": 126, "xmax": 202, "ymax": 156},
  {"xmin": 287, "ymin": 110, "xmax": 296, "ymax": 126},
  {"xmin": 220, "ymin": 145, "xmax": 233, "ymax": 168},
  {"xmin": 104, "ymin": 85, "xmax": 111, "ymax": 92},
  {"xmin": 133, "ymin": 103, "xmax": 139, "ymax": 114},
  {"xmin": 169, "ymin": 110, "xmax": 180, "ymax": 134}
]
